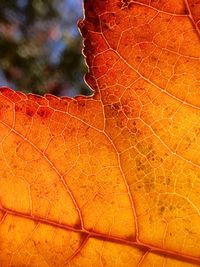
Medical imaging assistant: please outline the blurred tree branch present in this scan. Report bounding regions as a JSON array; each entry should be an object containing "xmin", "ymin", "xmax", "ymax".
[{"xmin": 0, "ymin": 0, "xmax": 90, "ymax": 96}]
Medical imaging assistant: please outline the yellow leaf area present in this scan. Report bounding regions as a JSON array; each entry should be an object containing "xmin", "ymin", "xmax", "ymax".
[{"xmin": 0, "ymin": 0, "xmax": 200, "ymax": 266}]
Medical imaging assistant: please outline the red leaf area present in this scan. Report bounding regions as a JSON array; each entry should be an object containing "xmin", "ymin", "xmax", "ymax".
[{"xmin": 0, "ymin": 0, "xmax": 200, "ymax": 266}]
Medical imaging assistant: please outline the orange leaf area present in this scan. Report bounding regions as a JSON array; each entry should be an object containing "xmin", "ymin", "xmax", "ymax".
[{"xmin": 0, "ymin": 0, "xmax": 200, "ymax": 266}]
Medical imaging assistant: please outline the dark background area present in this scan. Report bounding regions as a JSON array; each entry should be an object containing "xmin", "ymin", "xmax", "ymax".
[{"xmin": 0, "ymin": 0, "xmax": 91, "ymax": 96}]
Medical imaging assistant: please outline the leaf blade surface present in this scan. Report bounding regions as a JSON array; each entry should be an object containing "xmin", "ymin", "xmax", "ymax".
[{"xmin": 0, "ymin": 0, "xmax": 200, "ymax": 266}]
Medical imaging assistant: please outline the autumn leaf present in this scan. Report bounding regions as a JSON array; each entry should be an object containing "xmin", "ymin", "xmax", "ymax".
[{"xmin": 0, "ymin": 0, "xmax": 200, "ymax": 266}]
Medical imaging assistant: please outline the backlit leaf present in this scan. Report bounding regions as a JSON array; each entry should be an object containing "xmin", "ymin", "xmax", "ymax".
[{"xmin": 0, "ymin": 0, "xmax": 200, "ymax": 266}]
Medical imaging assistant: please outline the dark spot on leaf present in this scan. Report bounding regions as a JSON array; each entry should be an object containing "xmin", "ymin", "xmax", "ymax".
[
  {"xmin": 37, "ymin": 107, "xmax": 52, "ymax": 119},
  {"xmin": 26, "ymin": 107, "xmax": 35, "ymax": 117},
  {"xmin": 77, "ymin": 99, "xmax": 86, "ymax": 107},
  {"xmin": 135, "ymin": 56, "xmax": 142, "ymax": 62},
  {"xmin": 185, "ymin": 228, "xmax": 195, "ymax": 235},
  {"xmin": 15, "ymin": 105, "xmax": 22, "ymax": 112},
  {"xmin": 8, "ymin": 224, "xmax": 15, "ymax": 231},
  {"xmin": 160, "ymin": 206, "xmax": 165, "ymax": 214}
]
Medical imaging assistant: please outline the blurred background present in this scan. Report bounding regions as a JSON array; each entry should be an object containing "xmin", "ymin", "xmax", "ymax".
[{"xmin": 0, "ymin": 0, "xmax": 91, "ymax": 96}]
